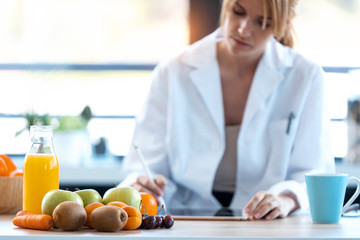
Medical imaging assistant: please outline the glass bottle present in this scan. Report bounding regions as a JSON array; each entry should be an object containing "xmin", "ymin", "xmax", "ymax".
[{"xmin": 23, "ymin": 125, "xmax": 59, "ymax": 214}]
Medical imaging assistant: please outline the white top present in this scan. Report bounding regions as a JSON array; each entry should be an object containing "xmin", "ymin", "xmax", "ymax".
[{"xmin": 213, "ymin": 125, "xmax": 240, "ymax": 192}]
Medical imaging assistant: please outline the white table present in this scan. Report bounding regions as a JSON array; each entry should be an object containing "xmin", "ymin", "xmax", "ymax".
[{"xmin": 1, "ymin": 214, "xmax": 360, "ymax": 239}]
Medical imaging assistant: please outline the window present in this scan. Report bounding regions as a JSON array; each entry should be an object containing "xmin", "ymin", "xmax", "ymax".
[
  {"xmin": 0, "ymin": 0, "xmax": 189, "ymax": 64},
  {"xmin": 1, "ymin": 0, "xmax": 359, "ymax": 162},
  {"xmin": 0, "ymin": 0, "xmax": 189, "ymax": 159},
  {"xmin": 293, "ymin": 0, "xmax": 360, "ymax": 160},
  {"xmin": 293, "ymin": 0, "xmax": 360, "ymax": 67}
]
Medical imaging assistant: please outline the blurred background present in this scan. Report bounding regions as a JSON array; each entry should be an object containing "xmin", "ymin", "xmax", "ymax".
[{"xmin": 0, "ymin": 0, "xmax": 360, "ymax": 193}]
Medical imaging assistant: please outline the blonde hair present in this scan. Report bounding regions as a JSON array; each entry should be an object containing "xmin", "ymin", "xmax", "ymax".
[{"xmin": 220, "ymin": 0, "xmax": 299, "ymax": 48}]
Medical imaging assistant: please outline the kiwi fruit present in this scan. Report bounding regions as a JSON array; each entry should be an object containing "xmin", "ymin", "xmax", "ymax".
[
  {"xmin": 90, "ymin": 205, "xmax": 128, "ymax": 232},
  {"xmin": 53, "ymin": 201, "xmax": 87, "ymax": 231}
]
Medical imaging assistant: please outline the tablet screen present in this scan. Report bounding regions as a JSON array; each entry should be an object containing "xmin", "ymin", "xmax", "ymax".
[{"xmin": 167, "ymin": 207, "xmax": 248, "ymax": 221}]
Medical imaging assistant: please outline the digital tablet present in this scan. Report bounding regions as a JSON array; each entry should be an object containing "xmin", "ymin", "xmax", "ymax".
[{"xmin": 167, "ymin": 207, "xmax": 248, "ymax": 221}]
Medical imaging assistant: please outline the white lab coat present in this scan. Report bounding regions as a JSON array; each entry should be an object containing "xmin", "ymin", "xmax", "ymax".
[{"xmin": 120, "ymin": 29, "xmax": 335, "ymax": 212}]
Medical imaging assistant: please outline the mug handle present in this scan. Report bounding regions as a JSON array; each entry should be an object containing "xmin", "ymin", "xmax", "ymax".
[{"xmin": 342, "ymin": 176, "xmax": 360, "ymax": 215}]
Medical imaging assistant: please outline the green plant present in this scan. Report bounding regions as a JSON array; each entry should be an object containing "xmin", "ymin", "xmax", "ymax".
[
  {"xmin": 16, "ymin": 106, "xmax": 93, "ymax": 136},
  {"xmin": 54, "ymin": 116, "xmax": 88, "ymax": 131},
  {"xmin": 15, "ymin": 111, "xmax": 51, "ymax": 137}
]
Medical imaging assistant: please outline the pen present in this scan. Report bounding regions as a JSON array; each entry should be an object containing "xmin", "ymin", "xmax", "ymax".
[
  {"xmin": 133, "ymin": 144, "xmax": 167, "ymax": 211},
  {"xmin": 286, "ymin": 112, "xmax": 295, "ymax": 135}
]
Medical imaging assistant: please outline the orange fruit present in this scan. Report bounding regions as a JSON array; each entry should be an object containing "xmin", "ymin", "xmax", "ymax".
[
  {"xmin": 0, "ymin": 157, "xmax": 8, "ymax": 176},
  {"xmin": 9, "ymin": 169, "xmax": 23, "ymax": 177},
  {"xmin": 122, "ymin": 205, "xmax": 142, "ymax": 230},
  {"xmin": 107, "ymin": 201, "xmax": 128, "ymax": 208},
  {"xmin": 84, "ymin": 202, "xmax": 104, "ymax": 228},
  {"xmin": 140, "ymin": 192, "xmax": 158, "ymax": 216},
  {"xmin": 0, "ymin": 154, "xmax": 17, "ymax": 176}
]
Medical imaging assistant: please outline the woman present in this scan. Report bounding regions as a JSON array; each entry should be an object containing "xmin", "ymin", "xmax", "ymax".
[{"xmin": 120, "ymin": 0, "xmax": 335, "ymax": 220}]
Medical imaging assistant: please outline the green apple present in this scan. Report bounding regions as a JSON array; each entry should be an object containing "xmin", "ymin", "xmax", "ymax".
[
  {"xmin": 41, "ymin": 189, "xmax": 84, "ymax": 216},
  {"xmin": 75, "ymin": 189, "xmax": 103, "ymax": 207},
  {"xmin": 103, "ymin": 186, "xmax": 141, "ymax": 208}
]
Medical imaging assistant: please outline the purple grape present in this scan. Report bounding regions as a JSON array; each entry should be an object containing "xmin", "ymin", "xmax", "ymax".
[
  {"xmin": 154, "ymin": 216, "xmax": 163, "ymax": 228},
  {"xmin": 142, "ymin": 215, "xmax": 156, "ymax": 229},
  {"xmin": 160, "ymin": 216, "xmax": 166, "ymax": 228},
  {"xmin": 139, "ymin": 214, "xmax": 148, "ymax": 229},
  {"xmin": 163, "ymin": 215, "xmax": 174, "ymax": 229}
]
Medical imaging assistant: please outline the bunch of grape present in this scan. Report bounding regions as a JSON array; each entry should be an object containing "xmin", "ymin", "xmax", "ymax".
[{"xmin": 140, "ymin": 214, "xmax": 174, "ymax": 229}]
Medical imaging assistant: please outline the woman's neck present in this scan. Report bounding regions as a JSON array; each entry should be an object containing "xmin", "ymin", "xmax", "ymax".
[{"xmin": 216, "ymin": 41, "xmax": 263, "ymax": 78}]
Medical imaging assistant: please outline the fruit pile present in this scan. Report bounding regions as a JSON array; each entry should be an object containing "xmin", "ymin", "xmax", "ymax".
[
  {"xmin": 0, "ymin": 154, "xmax": 23, "ymax": 177},
  {"xmin": 12, "ymin": 186, "xmax": 174, "ymax": 232}
]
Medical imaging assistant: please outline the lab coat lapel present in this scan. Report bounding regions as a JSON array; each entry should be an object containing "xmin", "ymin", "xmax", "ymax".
[
  {"xmin": 241, "ymin": 63, "xmax": 283, "ymax": 128},
  {"xmin": 190, "ymin": 63, "xmax": 224, "ymax": 135},
  {"xmin": 183, "ymin": 29, "xmax": 225, "ymax": 137},
  {"xmin": 241, "ymin": 39, "xmax": 290, "ymax": 129}
]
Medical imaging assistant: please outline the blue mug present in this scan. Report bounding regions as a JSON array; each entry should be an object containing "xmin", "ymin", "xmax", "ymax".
[{"xmin": 305, "ymin": 173, "xmax": 360, "ymax": 223}]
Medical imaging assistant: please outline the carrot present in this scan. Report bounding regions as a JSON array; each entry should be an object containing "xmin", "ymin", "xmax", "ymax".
[
  {"xmin": 15, "ymin": 210, "xmax": 32, "ymax": 217},
  {"xmin": 13, "ymin": 212, "xmax": 54, "ymax": 230}
]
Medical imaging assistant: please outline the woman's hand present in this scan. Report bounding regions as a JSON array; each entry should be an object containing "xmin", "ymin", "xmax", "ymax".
[
  {"xmin": 131, "ymin": 174, "xmax": 167, "ymax": 200},
  {"xmin": 244, "ymin": 191, "xmax": 300, "ymax": 220}
]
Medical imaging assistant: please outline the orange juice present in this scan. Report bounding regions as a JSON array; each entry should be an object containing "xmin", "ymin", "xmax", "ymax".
[{"xmin": 23, "ymin": 154, "xmax": 59, "ymax": 214}]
